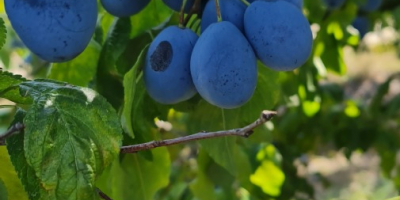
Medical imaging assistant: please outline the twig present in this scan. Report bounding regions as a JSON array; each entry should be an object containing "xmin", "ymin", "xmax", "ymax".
[
  {"xmin": 183, "ymin": 0, "xmax": 202, "ymax": 27},
  {"xmin": 121, "ymin": 110, "xmax": 277, "ymax": 154},
  {"xmin": 96, "ymin": 188, "xmax": 113, "ymax": 200},
  {"xmin": 0, "ymin": 122, "xmax": 25, "ymax": 145}
]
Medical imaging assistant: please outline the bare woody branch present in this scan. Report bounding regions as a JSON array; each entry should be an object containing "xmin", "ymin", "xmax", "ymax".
[
  {"xmin": 0, "ymin": 122, "xmax": 25, "ymax": 145},
  {"xmin": 120, "ymin": 110, "xmax": 277, "ymax": 154}
]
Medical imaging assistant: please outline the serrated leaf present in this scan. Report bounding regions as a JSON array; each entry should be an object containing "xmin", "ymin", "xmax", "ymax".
[
  {"xmin": 122, "ymin": 45, "xmax": 149, "ymax": 138},
  {"xmin": 5, "ymin": 109, "xmax": 36, "ymax": 200},
  {"xmin": 0, "ymin": 69, "xmax": 31, "ymax": 104},
  {"xmin": 0, "ymin": 18, "xmax": 6, "ymax": 50},
  {"xmin": 0, "ymin": 179, "xmax": 7, "ymax": 200},
  {"xmin": 48, "ymin": 40, "xmax": 101, "ymax": 87},
  {"xmin": 97, "ymin": 148, "xmax": 171, "ymax": 200},
  {"xmin": 19, "ymin": 80, "xmax": 122, "ymax": 200}
]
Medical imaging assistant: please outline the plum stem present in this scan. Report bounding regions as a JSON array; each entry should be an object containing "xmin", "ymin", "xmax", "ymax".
[
  {"xmin": 120, "ymin": 110, "xmax": 277, "ymax": 153},
  {"xmin": 179, "ymin": 0, "xmax": 189, "ymax": 28},
  {"xmin": 240, "ymin": 0, "xmax": 250, "ymax": 6},
  {"xmin": 214, "ymin": 0, "xmax": 223, "ymax": 22}
]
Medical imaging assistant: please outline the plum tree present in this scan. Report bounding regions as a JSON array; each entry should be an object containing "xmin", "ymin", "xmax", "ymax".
[
  {"xmin": 144, "ymin": 26, "xmax": 198, "ymax": 104},
  {"xmin": 100, "ymin": 0, "xmax": 150, "ymax": 17},
  {"xmin": 358, "ymin": 0, "xmax": 382, "ymax": 12},
  {"xmin": 321, "ymin": 0, "xmax": 346, "ymax": 9},
  {"xmin": 162, "ymin": 0, "xmax": 195, "ymax": 12},
  {"xmin": 201, "ymin": 0, "xmax": 246, "ymax": 33},
  {"xmin": 5, "ymin": 0, "xmax": 97, "ymax": 62},
  {"xmin": 247, "ymin": 0, "xmax": 303, "ymax": 10},
  {"xmin": 352, "ymin": 16, "xmax": 369, "ymax": 39},
  {"xmin": 244, "ymin": 0, "xmax": 312, "ymax": 71},
  {"xmin": 191, "ymin": 21, "xmax": 257, "ymax": 109}
]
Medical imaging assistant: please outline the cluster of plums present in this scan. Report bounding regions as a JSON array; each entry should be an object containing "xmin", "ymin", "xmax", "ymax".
[
  {"xmin": 322, "ymin": 0, "xmax": 382, "ymax": 39},
  {"xmin": 144, "ymin": 0, "xmax": 313, "ymax": 109},
  {"xmin": 5, "ymin": 0, "xmax": 314, "ymax": 109},
  {"xmin": 4, "ymin": 0, "xmax": 187, "ymax": 62}
]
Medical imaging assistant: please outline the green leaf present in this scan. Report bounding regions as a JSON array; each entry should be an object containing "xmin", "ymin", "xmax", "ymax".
[
  {"xmin": 0, "ymin": 69, "xmax": 31, "ymax": 104},
  {"xmin": 129, "ymin": 0, "xmax": 173, "ymax": 38},
  {"xmin": 0, "ymin": 17, "xmax": 6, "ymax": 51},
  {"xmin": 122, "ymin": 45, "xmax": 149, "ymax": 138},
  {"xmin": 190, "ymin": 150, "xmax": 218, "ymax": 200},
  {"xmin": 97, "ymin": 148, "xmax": 171, "ymax": 200},
  {"xmin": 48, "ymin": 40, "xmax": 101, "ymax": 87},
  {"xmin": 5, "ymin": 109, "xmax": 36, "ymax": 200},
  {"xmin": 250, "ymin": 144, "xmax": 285, "ymax": 197},
  {"xmin": 0, "ymin": 179, "xmax": 7, "ymax": 200},
  {"xmin": 19, "ymin": 80, "xmax": 123, "ymax": 199},
  {"xmin": 117, "ymin": 33, "xmax": 152, "ymax": 75},
  {"xmin": 95, "ymin": 17, "xmax": 131, "ymax": 108}
]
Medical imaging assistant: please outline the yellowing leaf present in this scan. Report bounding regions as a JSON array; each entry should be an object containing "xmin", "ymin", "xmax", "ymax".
[{"xmin": 250, "ymin": 160, "xmax": 285, "ymax": 197}]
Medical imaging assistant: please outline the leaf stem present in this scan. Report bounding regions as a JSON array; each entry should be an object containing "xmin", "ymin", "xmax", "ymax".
[
  {"xmin": 0, "ymin": 105, "xmax": 16, "ymax": 109},
  {"xmin": 0, "ymin": 122, "xmax": 24, "ymax": 145},
  {"xmin": 214, "ymin": 0, "xmax": 222, "ymax": 22},
  {"xmin": 240, "ymin": 0, "xmax": 250, "ymax": 6},
  {"xmin": 120, "ymin": 110, "xmax": 277, "ymax": 154},
  {"xmin": 179, "ymin": 0, "xmax": 188, "ymax": 28},
  {"xmin": 183, "ymin": 0, "xmax": 202, "ymax": 27},
  {"xmin": 97, "ymin": 188, "xmax": 113, "ymax": 200}
]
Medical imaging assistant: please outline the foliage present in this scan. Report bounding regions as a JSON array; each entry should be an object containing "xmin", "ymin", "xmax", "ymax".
[{"xmin": 0, "ymin": 0, "xmax": 400, "ymax": 199}]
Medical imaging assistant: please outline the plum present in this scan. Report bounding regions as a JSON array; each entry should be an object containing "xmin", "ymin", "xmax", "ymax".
[
  {"xmin": 247, "ymin": 0, "xmax": 303, "ymax": 10},
  {"xmin": 191, "ymin": 21, "xmax": 257, "ymax": 109},
  {"xmin": 358, "ymin": 0, "xmax": 381, "ymax": 12},
  {"xmin": 244, "ymin": 0, "xmax": 312, "ymax": 71},
  {"xmin": 100, "ymin": 0, "xmax": 150, "ymax": 17},
  {"xmin": 144, "ymin": 26, "xmax": 198, "ymax": 104},
  {"xmin": 201, "ymin": 0, "xmax": 246, "ymax": 33},
  {"xmin": 321, "ymin": 0, "xmax": 346, "ymax": 9},
  {"xmin": 5, "ymin": 0, "xmax": 97, "ymax": 62},
  {"xmin": 352, "ymin": 16, "xmax": 369, "ymax": 39}
]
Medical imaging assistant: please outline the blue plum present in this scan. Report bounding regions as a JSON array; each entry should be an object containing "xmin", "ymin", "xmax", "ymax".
[
  {"xmin": 352, "ymin": 16, "xmax": 369, "ymax": 39},
  {"xmin": 321, "ymin": 0, "xmax": 346, "ymax": 9},
  {"xmin": 201, "ymin": 0, "xmax": 246, "ymax": 33},
  {"xmin": 5, "ymin": 0, "xmax": 97, "ymax": 63},
  {"xmin": 358, "ymin": 0, "xmax": 381, "ymax": 12},
  {"xmin": 100, "ymin": 0, "xmax": 150, "ymax": 17},
  {"xmin": 244, "ymin": 0, "xmax": 313, "ymax": 71},
  {"xmin": 247, "ymin": 0, "xmax": 303, "ymax": 10},
  {"xmin": 162, "ymin": 0, "xmax": 195, "ymax": 12},
  {"xmin": 144, "ymin": 26, "xmax": 198, "ymax": 104},
  {"xmin": 191, "ymin": 21, "xmax": 257, "ymax": 109}
]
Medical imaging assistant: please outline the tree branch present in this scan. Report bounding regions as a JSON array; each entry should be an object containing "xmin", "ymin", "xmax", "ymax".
[
  {"xmin": 120, "ymin": 110, "xmax": 277, "ymax": 154},
  {"xmin": 0, "ymin": 122, "xmax": 25, "ymax": 145}
]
